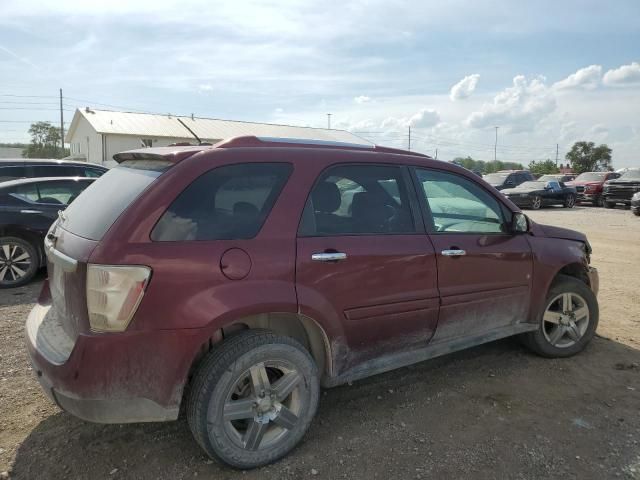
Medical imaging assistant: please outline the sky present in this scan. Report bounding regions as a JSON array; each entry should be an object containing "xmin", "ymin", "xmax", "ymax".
[{"xmin": 0, "ymin": 0, "xmax": 639, "ymax": 167}]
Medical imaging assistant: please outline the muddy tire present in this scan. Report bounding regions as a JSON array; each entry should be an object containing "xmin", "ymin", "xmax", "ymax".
[
  {"xmin": 0, "ymin": 236, "xmax": 39, "ymax": 288},
  {"xmin": 187, "ymin": 330, "xmax": 319, "ymax": 469},
  {"xmin": 522, "ymin": 275, "xmax": 599, "ymax": 358}
]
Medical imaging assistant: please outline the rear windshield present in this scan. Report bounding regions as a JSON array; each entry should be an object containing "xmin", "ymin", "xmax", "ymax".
[
  {"xmin": 483, "ymin": 173, "xmax": 508, "ymax": 184},
  {"xmin": 621, "ymin": 169, "xmax": 640, "ymax": 180},
  {"xmin": 59, "ymin": 160, "xmax": 170, "ymax": 240}
]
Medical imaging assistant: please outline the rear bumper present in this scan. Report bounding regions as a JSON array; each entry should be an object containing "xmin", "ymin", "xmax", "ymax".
[
  {"xmin": 25, "ymin": 294, "xmax": 206, "ymax": 424},
  {"xmin": 588, "ymin": 266, "xmax": 599, "ymax": 297}
]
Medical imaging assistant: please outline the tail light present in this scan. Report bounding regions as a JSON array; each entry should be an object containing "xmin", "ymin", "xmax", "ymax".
[{"xmin": 86, "ymin": 264, "xmax": 151, "ymax": 332}]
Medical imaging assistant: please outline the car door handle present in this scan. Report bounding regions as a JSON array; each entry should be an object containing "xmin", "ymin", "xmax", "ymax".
[
  {"xmin": 441, "ymin": 249, "xmax": 466, "ymax": 257},
  {"xmin": 20, "ymin": 209, "xmax": 43, "ymax": 214},
  {"xmin": 311, "ymin": 252, "xmax": 347, "ymax": 262}
]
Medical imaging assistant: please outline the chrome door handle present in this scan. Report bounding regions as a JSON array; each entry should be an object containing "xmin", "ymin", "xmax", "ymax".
[
  {"xmin": 20, "ymin": 209, "xmax": 43, "ymax": 214},
  {"xmin": 311, "ymin": 252, "xmax": 347, "ymax": 262},
  {"xmin": 441, "ymin": 249, "xmax": 466, "ymax": 257}
]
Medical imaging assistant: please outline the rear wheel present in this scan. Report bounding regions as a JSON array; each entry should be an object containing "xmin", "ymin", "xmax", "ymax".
[
  {"xmin": 563, "ymin": 194, "xmax": 576, "ymax": 208},
  {"xmin": 633, "ymin": 209, "xmax": 640, "ymax": 217},
  {"xmin": 522, "ymin": 275, "xmax": 598, "ymax": 358},
  {"xmin": 531, "ymin": 195, "xmax": 542, "ymax": 210},
  {"xmin": 187, "ymin": 330, "xmax": 319, "ymax": 469},
  {"xmin": 0, "ymin": 236, "xmax": 39, "ymax": 288}
]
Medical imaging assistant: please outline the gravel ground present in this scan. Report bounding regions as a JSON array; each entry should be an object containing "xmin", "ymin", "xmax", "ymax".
[{"xmin": 1, "ymin": 206, "xmax": 639, "ymax": 480}]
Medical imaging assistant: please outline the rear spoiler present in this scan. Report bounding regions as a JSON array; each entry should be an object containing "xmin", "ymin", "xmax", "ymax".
[{"xmin": 113, "ymin": 145, "xmax": 212, "ymax": 164}]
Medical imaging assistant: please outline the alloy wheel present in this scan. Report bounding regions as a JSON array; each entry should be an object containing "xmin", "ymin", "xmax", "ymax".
[
  {"xmin": 0, "ymin": 242, "xmax": 32, "ymax": 285},
  {"xmin": 565, "ymin": 195, "xmax": 575, "ymax": 208},
  {"xmin": 542, "ymin": 292, "xmax": 590, "ymax": 348},
  {"xmin": 531, "ymin": 196, "xmax": 542, "ymax": 209},
  {"xmin": 222, "ymin": 361, "xmax": 303, "ymax": 451}
]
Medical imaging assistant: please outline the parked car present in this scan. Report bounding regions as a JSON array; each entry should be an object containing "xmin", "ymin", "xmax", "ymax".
[
  {"xmin": 603, "ymin": 168, "xmax": 640, "ymax": 209},
  {"xmin": 501, "ymin": 180, "xmax": 577, "ymax": 209},
  {"xmin": 0, "ymin": 159, "xmax": 107, "ymax": 183},
  {"xmin": 537, "ymin": 174, "xmax": 576, "ymax": 183},
  {"xmin": 631, "ymin": 192, "xmax": 640, "ymax": 216},
  {"xmin": 566, "ymin": 171, "xmax": 621, "ymax": 207},
  {"xmin": 27, "ymin": 137, "xmax": 599, "ymax": 469},
  {"xmin": 0, "ymin": 177, "xmax": 95, "ymax": 287},
  {"xmin": 483, "ymin": 170, "xmax": 535, "ymax": 190}
]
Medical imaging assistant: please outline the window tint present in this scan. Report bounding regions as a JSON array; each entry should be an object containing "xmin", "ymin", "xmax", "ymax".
[
  {"xmin": 10, "ymin": 184, "xmax": 40, "ymax": 203},
  {"xmin": 0, "ymin": 166, "xmax": 26, "ymax": 182},
  {"xmin": 30, "ymin": 165, "xmax": 76, "ymax": 178},
  {"xmin": 415, "ymin": 169, "xmax": 506, "ymax": 234},
  {"xmin": 152, "ymin": 163, "xmax": 292, "ymax": 241},
  {"xmin": 61, "ymin": 161, "xmax": 170, "ymax": 241},
  {"xmin": 299, "ymin": 165, "xmax": 415, "ymax": 236},
  {"xmin": 83, "ymin": 167, "xmax": 104, "ymax": 178}
]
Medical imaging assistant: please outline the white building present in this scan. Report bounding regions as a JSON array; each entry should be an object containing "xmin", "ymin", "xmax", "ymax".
[{"xmin": 65, "ymin": 108, "xmax": 372, "ymax": 167}]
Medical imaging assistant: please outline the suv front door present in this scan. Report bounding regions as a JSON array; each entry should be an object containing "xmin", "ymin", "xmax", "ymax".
[
  {"xmin": 296, "ymin": 164, "xmax": 439, "ymax": 371},
  {"xmin": 412, "ymin": 168, "xmax": 533, "ymax": 343}
]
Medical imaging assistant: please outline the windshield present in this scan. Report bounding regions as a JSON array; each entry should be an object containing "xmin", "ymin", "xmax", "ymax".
[
  {"xmin": 483, "ymin": 173, "xmax": 508, "ymax": 184},
  {"xmin": 518, "ymin": 181, "xmax": 545, "ymax": 189},
  {"xmin": 575, "ymin": 172, "xmax": 607, "ymax": 182},
  {"xmin": 59, "ymin": 160, "xmax": 170, "ymax": 240},
  {"xmin": 621, "ymin": 169, "xmax": 640, "ymax": 180},
  {"xmin": 537, "ymin": 175, "xmax": 559, "ymax": 182}
]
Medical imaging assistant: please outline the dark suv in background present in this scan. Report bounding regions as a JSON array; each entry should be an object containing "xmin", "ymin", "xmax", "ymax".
[
  {"xmin": 0, "ymin": 159, "xmax": 107, "ymax": 182},
  {"xmin": 483, "ymin": 170, "xmax": 535, "ymax": 190},
  {"xmin": 27, "ymin": 137, "xmax": 599, "ymax": 469},
  {"xmin": 603, "ymin": 169, "xmax": 640, "ymax": 209}
]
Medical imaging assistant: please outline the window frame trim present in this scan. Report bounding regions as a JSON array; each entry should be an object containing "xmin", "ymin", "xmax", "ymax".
[
  {"xmin": 296, "ymin": 162, "xmax": 425, "ymax": 238},
  {"xmin": 409, "ymin": 166, "xmax": 514, "ymax": 236}
]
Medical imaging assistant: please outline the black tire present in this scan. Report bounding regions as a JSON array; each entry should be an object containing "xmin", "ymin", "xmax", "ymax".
[
  {"xmin": 563, "ymin": 194, "xmax": 576, "ymax": 208},
  {"xmin": 0, "ymin": 236, "xmax": 39, "ymax": 288},
  {"xmin": 633, "ymin": 209, "xmax": 640, "ymax": 217},
  {"xmin": 604, "ymin": 200, "xmax": 614, "ymax": 209},
  {"xmin": 593, "ymin": 195, "xmax": 604, "ymax": 207},
  {"xmin": 521, "ymin": 275, "xmax": 599, "ymax": 358},
  {"xmin": 187, "ymin": 330, "xmax": 320, "ymax": 469}
]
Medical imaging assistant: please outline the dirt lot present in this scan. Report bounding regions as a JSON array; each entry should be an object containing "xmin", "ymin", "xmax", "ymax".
[{"xmin": 1, "ymin": 207, "xmax": 639, "ymax": 479}]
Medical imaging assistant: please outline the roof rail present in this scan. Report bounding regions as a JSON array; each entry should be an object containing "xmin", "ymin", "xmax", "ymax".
[
  {"xmin": 215, "ymin": 136, "xmax": 375, "ymax": 150},
  {"xmin": 214, "ymin": 135, "xmax": 431, "ymax": 158}
]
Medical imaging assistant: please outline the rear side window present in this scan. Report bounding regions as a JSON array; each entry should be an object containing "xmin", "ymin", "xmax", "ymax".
[
  {"xmin": 298, "ymin": 164, "xmax": 415, "ymax": 236},
  {"xmin": 0, "ymin": 166, "xmax": 26, "ymax": 182},
  {"xmin": 60, "ymin": 160, "xmax": 170, "ymax": 240},
  {"xmin": 151, "ymin": 163, "xmax": 292, "ymax": 241},
  {"xmin": 29, "ymin": 165, "xmax": 76, "ymax": 177}
]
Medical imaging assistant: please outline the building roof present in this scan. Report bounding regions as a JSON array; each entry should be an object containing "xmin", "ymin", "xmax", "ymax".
[{"xmin": 66, "ymin": 108, "xmax": 372, "ymax": 146}]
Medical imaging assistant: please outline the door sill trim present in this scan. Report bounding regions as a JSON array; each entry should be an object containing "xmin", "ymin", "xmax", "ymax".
[{"xmin": 322, "ymin": 323, "xmax": 538, "ymax": 388}]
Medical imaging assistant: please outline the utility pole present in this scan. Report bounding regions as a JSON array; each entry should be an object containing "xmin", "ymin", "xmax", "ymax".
[
  {"xmin": 494, "ymin": 126, "xmax": 499, "ymax": 162},
  {"xmin": 435, "ymin": 148, "xmax": 438, "ymax": 160},
  {"xmin": 408, "ymin": 126, "xmax": 411, "ymax": 151},
  {"xmin": 59, "ymin": 88, "xmax": 65, "ymax": 155},
  {"xmin": 555, "ymin": 143, "xmax": 559, "ymax": 166},
  {"xmin": 327, "ymin": 113, "xmax": 332, "ymax": 129}
]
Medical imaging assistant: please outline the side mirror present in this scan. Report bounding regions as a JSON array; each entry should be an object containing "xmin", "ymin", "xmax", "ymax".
[{"xmin": 512, "ymin": 212, "xmax": 529, "ymax": 234}]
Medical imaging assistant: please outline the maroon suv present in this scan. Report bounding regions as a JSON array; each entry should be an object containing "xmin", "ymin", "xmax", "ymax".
[{"xmin": 26, "ymin": 137, "xmax": 599, "ymax": 469}]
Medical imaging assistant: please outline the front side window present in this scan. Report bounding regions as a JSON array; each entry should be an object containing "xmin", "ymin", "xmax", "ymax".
[
  {"xmin": 415, "ymin": 168, "xmax": 506, "ymax": 234},
  {"xmin": 0, "ymin": 166, "xmax": 26, "ymax": 182},
  {"xmin": 299, "ymin": 164, "xmax": 415, "ymax": 236},
  {"xmin": 152, "ymin": 163, "xmax": 292, "ymax": 241}
]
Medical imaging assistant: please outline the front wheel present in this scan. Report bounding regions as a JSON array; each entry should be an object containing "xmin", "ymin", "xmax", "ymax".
[
  {"xmin": 0, "ymin": 236, "xmax": 39, "ymax": 288},
  {"xmin": 563, "ymin": 194, "xmax": 576, "ymax": 208},
  {"xmin": 604, "ymin": 200, "xmax": 614, "ymax": 209},
  {"xmin": 187, "ymin": 330, "xmax": 320, "ymax": 469},
  {"xmin": 521, "ymin": 275, "xmax": 599, "ymax": 358},
  {"xmin": 531, "ymin": 195, "xmax": 542, "ymax": 210}
]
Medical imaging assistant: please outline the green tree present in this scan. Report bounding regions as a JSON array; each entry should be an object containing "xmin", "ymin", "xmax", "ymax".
[
  {"xmin": 22, "ymin": 122, "xmax": 69, "ymax": 159},
  {"xmin": 528, "ymin": 159, "xmax": 559, "ymax": 176},
  {"xmin": 565, "ymin": 141, "xmax": 612, "ymax": 174}
]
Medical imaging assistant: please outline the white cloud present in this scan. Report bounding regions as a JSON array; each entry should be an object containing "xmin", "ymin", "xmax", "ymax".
[
  {"xmin": 449, "ymin": 74, "xmax": 480, "ymax": 100},
  {"xmin": 553, "ymin": 65, "xmax": 601, "ymax": 90},
  {"xmin": 407, "ymin": 108, "xmax": 440, "ymax": 128},
  {"xmin": 465, "ymin": 75, "xmax": 556, "ymax": 133},
  {"xmin": 198, "ymin": 83, "xmax": 213, "ymax": 92},
  {"xmin": 274, "ymin": 107, "xmax": 284, "ymax": 113},
  {"xmin": 603, "ymin": 62, "xmax": 640, "ymax": 86},
  {"xmin": 354, "ymin": 95, "xmax": 371, "ymax": 104}
]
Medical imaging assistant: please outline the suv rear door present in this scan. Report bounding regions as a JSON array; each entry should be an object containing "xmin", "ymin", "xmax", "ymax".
[
  {"xmin": 412, "ymin": 167, "xmax": 533, "ymax": 343},
  {"xmin": 295, "ymin": 163, "xmax": 439, "ymax": 371}
]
